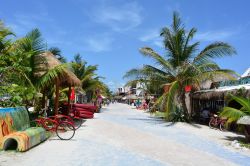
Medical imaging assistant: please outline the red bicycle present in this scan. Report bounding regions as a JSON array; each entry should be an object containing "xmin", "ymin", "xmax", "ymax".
[
  {"xmin": 209, "ymin": 114, "xmax": 227, "ymax": 131},
  {"xmin": 49, "ymin": 114, "xmax": 84, "ymax": 130},
  {"xmin": 58, "ymin": 107, "xmax": 85, "ymax": 129},
  {"xmin": 33, "ymin": 117, "xmax": 75, "ymax": 140}
]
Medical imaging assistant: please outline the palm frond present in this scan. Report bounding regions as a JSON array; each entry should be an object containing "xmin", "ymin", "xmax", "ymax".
[
  {"xmin": 140, "ymin": 47, "xmax": 174, "ymax": 72},
  {"xmin": 194, "ymin": 42, "xmax": 236, "ymax": 65},
  {"xmin": 230, "ymin": 95, "xmax": 250, "ymax": 112},
  {"xmin": 38, "ymin": 64, "xmax": 67, "ymax": 89},
  {"xmin": 25, "ymin": 28, "xmax": 46, "ymax": 53},
  {"xmin": 165, "ymin": 81, "xmax": 179, "ymax": 120},
  {"xmin": 172, "ymin": 11, "xmax": 183, "ymax": 32},
  {"xmin": 49, "ymin": 47, "xmax": 61, "ymax": 56},
  {"xmin": 123, "ymin": 68, "xmax": 146, "ymax": 79},
  {"xmin": 220, "ymin": 106, "xmax": 245, "ymax": 122}
]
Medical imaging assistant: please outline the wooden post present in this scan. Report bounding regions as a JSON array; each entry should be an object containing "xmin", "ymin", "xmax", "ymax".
[
  {"xmin": 42, "ymin": 89, "xmax": 46, "ymax": 109},
  {"xmin": 67, "ymin": 86, "xmax": 72, "ymax": 114},
  {"xmin": 54, "ymin": 78, "xmax": 60, "ymax": 115}
]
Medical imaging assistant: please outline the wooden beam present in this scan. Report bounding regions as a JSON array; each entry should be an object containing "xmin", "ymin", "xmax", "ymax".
[
  {"xmin": 54, "ymin": 77, "xmax": 60, "ymax": 115},
  {"xmin": 42, "ymin": 89, "xmax": 46, "ymax": 109},
  {"xmin": 67, "ymin": 86, "xmax": 72, "ymax": 114}
]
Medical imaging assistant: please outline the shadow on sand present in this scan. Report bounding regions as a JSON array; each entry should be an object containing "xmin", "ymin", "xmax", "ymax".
[
  {"xmin": 127, "ymin": 117, "xmax": 203, "ymax": 129},
  {"xmin": 127, "ymin": 117, "xmax": 165, "ymax": 123},
  {"xmin": 223, "ymin": 135, "xmax": 246, "ymax": 142}
]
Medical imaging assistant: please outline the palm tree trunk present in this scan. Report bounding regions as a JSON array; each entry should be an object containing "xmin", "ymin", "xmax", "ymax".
[
  {"xmin": 181, "ymin": 91, "xmax": 190, "ymax": 121},
  {"xmin": 42, "ymin": 89, "xmax": 46, "ymax": 109}
]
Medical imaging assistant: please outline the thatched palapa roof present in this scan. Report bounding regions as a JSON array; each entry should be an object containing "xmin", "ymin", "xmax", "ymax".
[
  {"xmin": 192, "ymin": 84, "xmax": 250, "ymax": 100},
  {"xmin": 34, "ymin": 52, "xmax": 81, "ymax": 87}
]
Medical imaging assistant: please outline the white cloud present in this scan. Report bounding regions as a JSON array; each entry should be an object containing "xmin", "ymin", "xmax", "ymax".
[
  {"xmin": 139, "ymin": 31, "xmax": 159, "ymax": 42},
  {"xmin": 90, "ymin": 2, "xmax": 143, "ymax": 32},
  {"xmin": 83, "ymin": 35, "xmax": 114, "ymax": 52},
  {"xmin": 139, "ymin": 29, "xmax": 163, "ymax": 48},
  {"xmin": 195, "ymin": 30, "xmax": 236, "ymax": 41}
]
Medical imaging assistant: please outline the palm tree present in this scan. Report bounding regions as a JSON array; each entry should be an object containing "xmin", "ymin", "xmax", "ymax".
[
  {"xmin": 124, "ymin": 12, "xmax": 237, "ymax": 120},
  {"xmin": 49, "ymin": 47, "xmax": 67, "ymax": 63},
  {"xmin": 71, "ymin": 54, "xmax": 107, "ymax": 101}
]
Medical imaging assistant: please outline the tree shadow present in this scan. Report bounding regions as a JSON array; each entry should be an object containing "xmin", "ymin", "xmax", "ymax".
[
  {"xmin": 164, "ymin": 122, "xmax": 176, "ymax": 127},
  {"xmin": 127, "ymin": 117, "xmax": 168, "ymax": 125},
  {"xmin": 188, "ymin": 123, "xmax": 203, "ymax": 129},
  {"xmin": 223, "ymin": 135, "xmax": 246, "ymax": 142}
]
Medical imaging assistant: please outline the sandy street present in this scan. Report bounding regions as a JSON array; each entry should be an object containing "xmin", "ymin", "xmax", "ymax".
[{"xmin": 1, "ymin": 103, "xmax": 250, "ymax": 166}]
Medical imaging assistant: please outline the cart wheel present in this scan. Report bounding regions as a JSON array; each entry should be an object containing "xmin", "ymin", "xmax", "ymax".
[
  {"xmin": 56, "ymin": 121, "xmax": 75, "ymax": 140},
  {"xmin": 219, "ymin": 122, "xmax": 226, "ymax": 131},
  {"xmin": 73, "ymin": 117, "xmax": 85, "ymax": 130},
  {"xmin": 209, "ymin": 118, "xmax": 215, "ymax": 129}
]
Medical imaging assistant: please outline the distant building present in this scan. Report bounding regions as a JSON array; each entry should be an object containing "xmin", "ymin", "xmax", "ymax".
[{"xmin": 115, "ymin": 81, "xmax": 146, "ymax": 101}]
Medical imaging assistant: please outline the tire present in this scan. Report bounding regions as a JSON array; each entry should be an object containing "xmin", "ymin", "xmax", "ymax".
[
  {"xmin": 219, "ymin": 122, "xmax": 226, "ymax": 131},
  {"xmin": 209, "ymin": 118, "xmax": 215, "ymax": 129},
  {"xmin": 56, "ymin": 121, "xmax": 75, "ymax": 140},
  {"xmin": 62, "ymin": 116, "xmax": 82, "ymax": 130},
  {"xmin": 72, "ymin": 117, "xmax": 85, "ymax": 130}
]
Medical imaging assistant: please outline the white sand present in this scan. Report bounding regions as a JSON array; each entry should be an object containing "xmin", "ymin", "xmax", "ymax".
[{"xmin": 0, "ymin": 103, "xmax": 249, "ymax": 166}]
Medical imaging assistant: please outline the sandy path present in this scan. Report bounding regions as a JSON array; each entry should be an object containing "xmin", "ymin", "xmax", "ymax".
[{"xmin": 0, "ymin": 103, "xmax": 250, "ymax": 166}]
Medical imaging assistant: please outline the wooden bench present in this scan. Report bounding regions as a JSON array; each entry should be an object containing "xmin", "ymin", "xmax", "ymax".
[{"xmin": 0, "ymin": 107, "xmax": 48, "ymax": 152}]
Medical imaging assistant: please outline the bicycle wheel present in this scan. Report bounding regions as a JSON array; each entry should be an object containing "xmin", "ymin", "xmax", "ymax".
[
  {"xmin": 219, "ymin": 122, "xmax": 226, "ymax": 131},
  {"xmin": 72, "ymin": 117, "xmax": 85, "ymax": 130},
  {"xmin": 56, "ymin": 121, "xmax": 75, "ymax": 140},
  {"xmin": 59, "ymin": 116, "xmax": 81, "ymax": 130},
  {"xmin": 209, "ymin": 118, "xmax": 215, "ymax": 129}
]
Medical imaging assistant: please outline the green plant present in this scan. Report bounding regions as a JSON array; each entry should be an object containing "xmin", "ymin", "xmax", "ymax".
[
  {"xmin": 220, "ymin": 95, "xmax": 250, "ymax": 123},
  {"xmin": 0, "ymin": 84, "xmax": 39, "ymax": 107},
  {"xmin": 170, "ymin": 106, "xmax": 188, "ymax": 122}
]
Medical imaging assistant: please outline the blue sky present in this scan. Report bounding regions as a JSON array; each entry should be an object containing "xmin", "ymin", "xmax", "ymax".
[{"xmin": 1, "ymin": 0, "xmax": 250, "ymax": 91}]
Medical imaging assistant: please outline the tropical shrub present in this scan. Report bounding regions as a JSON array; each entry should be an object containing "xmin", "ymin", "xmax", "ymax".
[{"xmin": 220, "ymin": 95, "xmax": 250, "ymax": 123}]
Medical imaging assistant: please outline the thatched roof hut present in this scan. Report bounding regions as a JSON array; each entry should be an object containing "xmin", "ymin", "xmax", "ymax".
[
  {"xmin": 34, "ymin": 52, "xmax": 81, "ymax": 87},
  {"xmin": 192, "ymin": 85, "xmax": 250, "ymax": 100},
  {"xmin": 34, "ymin": 52, "xmax": 81, "ymax": 114}
]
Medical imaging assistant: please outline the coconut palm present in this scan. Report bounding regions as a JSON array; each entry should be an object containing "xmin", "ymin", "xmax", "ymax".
[
  {"xmin": 124, "ymin": 12, "xmax": 237, "ymax": 120},
  {"xmin": 49, "ymin": 47, "xmax": 67, "ymax": 63},
  {"xmin": 71, "ymin": 54, "xmax": 108, "ymax": 101}
]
